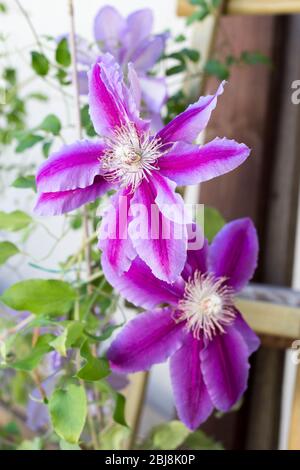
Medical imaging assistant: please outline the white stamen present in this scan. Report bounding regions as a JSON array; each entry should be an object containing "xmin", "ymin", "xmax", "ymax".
[
  {"xmin": 101, "ymin": 123, "xmax": 166, "ymax": 192},
  {"xmin": 177, "ymin": 271, "xmax": 236, "ymax": 341}
]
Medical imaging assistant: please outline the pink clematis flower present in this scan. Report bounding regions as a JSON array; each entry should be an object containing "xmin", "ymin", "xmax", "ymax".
[
  {"xmin": 106, "ymin": 219, "xmax": 260, "ymax": 430},
  {"xmin": 35, "ymin": 54, "xmax": 250, "ymax": 283}
]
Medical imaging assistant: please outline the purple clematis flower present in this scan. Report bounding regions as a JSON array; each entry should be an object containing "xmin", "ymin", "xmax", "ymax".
[
  {"xmin": 105, "ymin": 219, "xmax": 260, "ymax": 430},
  {"xmin": 73, "ymin": 5, "xmax": 168, "ymax": 125},
  {"xmin": 35, "ymin": 54, "xmax": 250, "ymax": 283}
]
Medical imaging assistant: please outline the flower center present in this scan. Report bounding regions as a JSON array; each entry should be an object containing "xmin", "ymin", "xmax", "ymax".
[
  {"xmin": 101, "ymin": 123, "xmax": 164, "ymax": 192},
  {"xmin": 177, "ymin": 271, "xmax": 236, "ymax": 341}
]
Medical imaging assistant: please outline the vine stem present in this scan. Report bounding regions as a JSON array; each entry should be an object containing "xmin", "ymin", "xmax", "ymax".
[
  {"xmin": 68, "ymin": 0, "xmax": 99, "ymax": 450},
  {"xmin": 67, "ymin": 0, "xmax": 93, "ymax": 285}
]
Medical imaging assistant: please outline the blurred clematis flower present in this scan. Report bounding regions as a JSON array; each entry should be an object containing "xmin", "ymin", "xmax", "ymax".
[
  {"xmin": 35, "ymin": 54, "xmax": 250, "ymax": 283},
  {"xmin": 106, "ymin": 219, "xmax": 260, "ymax": 430},
  {"xmin": 72, "ymin": 6, "xmax": 168, "ymax": 126}
]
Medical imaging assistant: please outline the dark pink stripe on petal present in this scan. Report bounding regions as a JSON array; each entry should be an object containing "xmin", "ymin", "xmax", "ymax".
[
  {"xmin": 157, "ymin": 82, "xmax": 224, "ymax": 144},
  {"xmin": 108, "ymin": 307, "xmax": 185, "ymax": 373},
  {"xmin": 98, "ymin": 188, "xmax": 136, "ymax": 275},
  {"xmin": 170, "ymin": 333, "xmax": 214, "ymax": 430},
  {"xmin": 159, "ymin": 138, "xmax": 250, "ymax": 186},
  {"xmin": 36, "ymin": 140, "xmax": 106, "ymax": 193},
  {"xmin": 34, "ymin": 177, "xmax": 111, "ymax": 216},
  {"xmin": 88, "ymin": 60, "xmax": 125, "ymax": 138},
  {"xmin": 201, "ymin": 327, "xmax": 250, "ymax": 412},
  {"xmin": 128, "ymin": 180, "xmax": 187, "ymax": 283}
]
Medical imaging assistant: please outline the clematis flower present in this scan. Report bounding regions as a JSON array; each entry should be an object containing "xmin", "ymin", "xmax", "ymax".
[
  {"xmin": 105, "ymin": 219, "xmax": 260, "ymax": 430},
  {"xmin": 35, "ymin": 54, "xmax": 250, "ymax": 283},
  {"xmin": 71, "ymin": 5, "xmax": 168, "ymax": 125}
]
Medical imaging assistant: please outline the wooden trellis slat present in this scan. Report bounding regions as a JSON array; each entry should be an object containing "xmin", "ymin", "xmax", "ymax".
[{"xmin": 178, "ymin": 0, "xmax": 300, "ymax": 16}]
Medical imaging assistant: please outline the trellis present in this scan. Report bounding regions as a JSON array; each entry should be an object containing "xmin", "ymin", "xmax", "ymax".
[{"xmin": 125, "ymin": 0, "xmax": 300, "ymax": 450}]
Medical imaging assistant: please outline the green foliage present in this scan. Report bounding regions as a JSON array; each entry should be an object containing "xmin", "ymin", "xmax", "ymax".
[
  {"xmin": 0, "ymin": 210, "xmax": 32, "ymax": 231},
  {"xmin": 55, "ymin": 38, "xmax": 71, "ymax": 67},
  {"xmin": 12, "ymin": 175, "xmax": 36, "ymax": 191},
  {"xmin": 49, "ymin": 383, "xmax": 87, "ymax": 444},
  {"xmin": 0, "ymin": 241, "xmax": 19, "ymax": 265},
  {"xmin": 240, "ymin": 51, "xmax": 271, "ymax": 66},
  {"xmin": 1, "ymin": 279, "xmax": 76, "ymax": 315},
  {"xmin": 50, "ymin": 321, "xmax": 84, "ymax": 356},
  {"xmin": 113, "ymin": 393, "xmax": 128, "ymax": 427},
  {"xmin": 17, "ymin": 438, "xmax": 42, "ymax": 450},
  {"xmin": 199, "ymin": 206, "xmax": 226, "ymax": 242},
  {"xmin": 15, "ymin": 133, "xmax": 44, "ymax": 153},
  {"xmin": 80, "ymin": 104, "xmax": 97, "ymax": 137},
  {"xmin": 11, "ymin": 335, "xmax": 54, "ymax": 371},
  {"xmin": 39, "ymin": 114, "xmax": 62, "ymax": 136},
  {"xmin": 0, "ymin": 2, "xmax": 7, "ymax": 13},
  {"xmin": 152, "ymin": 421, "xmax": 190, "ymax": 450},
  {"xmin": 182, "ymin": 430, "xmax": 223, "ymax": 450},
  {"xmin": 205, "ymin": 59, "xmax": 229, "ymax": 80},
  {"xmin": 31, "ymin": 51, "xmax": 50, "ymax": 76},
  {"xmin": 99, "ymin": 424, "xmax": 130, "ymax": 450},
  {"xmin": 76, "ymin": 341, "xmax": 110, "ymax": 381}
]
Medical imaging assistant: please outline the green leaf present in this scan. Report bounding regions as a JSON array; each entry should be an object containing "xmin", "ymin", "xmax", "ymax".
[
  {"xmin": 113, "ymin": 393, "xmax": 128, "ymax": 427},
  {"xmin": 31, "ymin": 51, "xmax": 49, "ymax": 76},
  {"xmin": 76, "ymin": 340, "xmax": 110, "ymax": 381},
  {"xmin": 201, "ymin": 206, "xmax": 226, "ymax": 242},
  {"xmin": 240, "ymin": 51, "xmax": 271, "ymax": 66},
  {"xmin": 183, "ymin": 429, "xmax": 223, "ymax": 450},
  {"xmin": 3, "ymin": 68, "xmax": 16, "ymax": 85},
  {"xmin": 39, "ymin": 114, "xmax": 61, "ymax": 136},
  {"xmin": 152, "ymin": 421, "xmax": 190, "ymax": 450},
  {"xmin": 0, "ymin": 241, "xmax": 19, "ymax": 265},
  {"xmin": 42, "ymin": 140, "xmax": 53, "ymax": 158},
  {"xmin": 0, "ymin": 210, "xmax": 32, "ymax": 231},
  {"xmin": 1, "ymin": 279, "xmax": 76, "ymax": 316},
  {"xmin": 55, "ymin": 38, "xmax": 71, "ymax": 67},
  {"xmin": 175, "ymin": 34, "xmax": 186, "ymax": 43},
  {"xmin": 12, "ymin": 335, "xmax": 54, "ymax": 371},
  {"xmin": 84, "ymin": 323, "xmax": 123, "ymax": 342},
  {"xmin": 205, "ymin": 59, "xmax": 229, "ymax": 80},
  {"xmin": 0, "ymin": 3, "xmax": 7, "ymax": 13},
  {"xmin": 182, "ymin": 48, "xmax": 200, "ymax": 62},
  {"xmin": 27, "ymin": 92, "xmax": 48, "ymax": 102},
  {"xmin": 50, "ymin": 321, "xmax": 84, "ymax": 356},
  {"xmin": 15, "ymin": 134, "xmax": 44, "ymax": 153},
  {"xmin": 166, "ymin": 64, "xmax": 186, "ymax": 76},
  {"xmin": 49, "ymin": 384, "xmax": 87, "ymax": 444},
  {"xmin": 99, "ymin": 424, "xmax": 130, "ymax": 450},
  {"xmin": 12, "ymin": 175, "xmax": 36, "ymax": 191}
]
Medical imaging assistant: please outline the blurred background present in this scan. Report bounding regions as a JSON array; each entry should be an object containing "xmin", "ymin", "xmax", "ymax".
[{"xmin": 1, "ymin": 0, "xmax": 300, "ymax": 450}]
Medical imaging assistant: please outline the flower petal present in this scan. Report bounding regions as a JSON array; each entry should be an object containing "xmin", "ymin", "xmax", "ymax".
[
  {"xmin": 182, "ymin": 232, "xmax": 208, "ymax": 281},
  {"xmin": 233, "ymin": 310, "xmax": 260, "ymax": 355},
  {"xmin": 93, "ymin": 6, "xmax": 126, "ymax": 52},
  {"xmin": 132, "ymin": 35, "xmax": 166, "ymax": 72},
  {"xmin": 201, "ymin": 327, "xmax": 250, "ymax": 411},
  {"xmin": 140, "ymin": 75, "xmax": 167, "ymax": 114},
  {"xmin": 102, "ymin": 255, "xmax": 184, "ymax": 310},
  {"xmin": 170, "ymin": 333, "xmax": 214, "ymax": 430},
  {"xmin": 152, "ymin": 173, "xmax": 192, "ymax": 225},
  {"xmin": 98, "ymin": 188, "xmax": 136, "ymax": 275},
  {"xmin": 108, "ymin": 307, "xmax": 185, "ymax": 373},
  {"xmin": 209, "ymin": 218, "xmax": 259, "ymax": 292},
  {"xmin": 157, "ymin": 82, "xmax": 224, "ymax": 144},
  {"xmin": 128, "ymin": 180, "xmax": 187, "ymax": 283},
  {"xmin": 159, "ymin": 138, "xmax": 250, "ymax": 186},
  {"xmin": 78, "ymin": 70, "xmax": 89, "ymax": 95},
  {"xmin": 126, "ymin": 9, "xmax": 153, "ymax": 46},
  {"xmin": 88, "ymin": 58, "xmax": 126, "ymax": 138},
  {"xmin": 36, "ymin": 140, "xmax": 105, "ymax": 193},
  {"xmin": 34, "ymin": 177, "xmax": 111, "ymax": 216}
]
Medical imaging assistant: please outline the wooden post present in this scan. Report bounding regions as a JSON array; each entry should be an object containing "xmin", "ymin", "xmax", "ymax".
[
  {"xmin": 177, "ymin": 0, "xmax": 300, "ymax": 16},
  {"xmin": 288, "ymin": 366, "xmax": 300, "ymax": 449}
]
